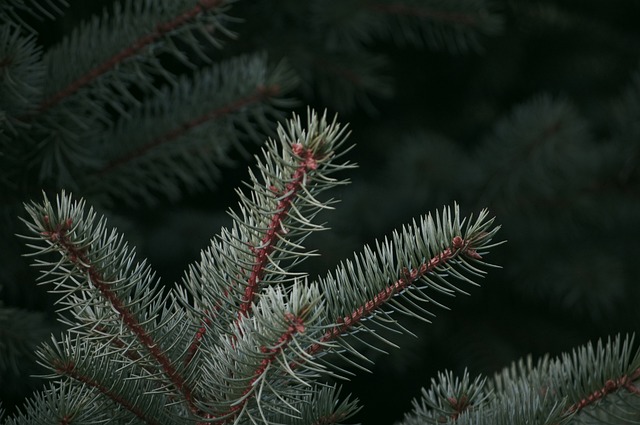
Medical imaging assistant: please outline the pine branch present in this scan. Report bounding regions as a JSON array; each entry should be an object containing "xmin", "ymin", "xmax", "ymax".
[
  {"xmin": 3, "ymin": 2, "xmax": 639, "ymax": 423},
  {"xmin": 399, "ymin": 370, "xmax": 491, "ymax": 423},
  {"xmin": 471, "ymin": 94, "xmax": 626, "ymax": 321}
]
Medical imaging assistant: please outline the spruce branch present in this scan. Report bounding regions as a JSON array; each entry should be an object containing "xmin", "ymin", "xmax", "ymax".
[
  {"xmin": 14, "ymin": 110, "xmax": 503, "ymax": 424},
  {"xmin": 2, "ymin": 2, "xmax": 638, "ymax": 424},
  {"xmin": 38, "ymin": 336, "xmax": 180, "ymax": 424},
  {"xmin": 4, "ymin": 381, "xmax": 114, "ymax": 425},
  {"xmin": 472, "ymin": 94, "xmax": 621, "ymax": 320},
  {"xmin": 0, "ymin": 24, "xmax": 45, "ymax": 135},
  {"xmin": 13, "ymin": 0, "xmax": 241, "ymax": 188},
  {"xmin": 307, "ymin": 50, "xmax": 393, "ymax": 114},
  {"xmin": 476, "ymin": 94, "xmax": 596, "ymax": 211},
  {"xmin": 559, "ymin": 335, "xmax": 640, "ymax": 420},
  {"xmin": 79, "ymin": 54, "xmax": 298, "ymax": 207},
  {"xmin": 20, "ymin": 192, "xmax": 199, "ymax": 418},
  {"xmin": 399, "ymin": 334, "xmax": 640, "ymax": 425},
  {"xmin": 0, "ymin": 0, "xmax": 68, "ymax": 32},
  {"xmin": 1, "ymin": 0, "xmax": 299, "ymax": 204},
  {"xmin": 307, "ymin": 205, "xmax": 500, "ymax": 372},
  {"xmin": 399, "ymin": 369, "xmax": 491, "ymax": 424},
  {"xmin": 182, "ymin": 109, "xmax": 354, "ymax": 342},
  {"xmin": 265, "ymin": 385, "xmax": 361, "ymax": 425},
  {"xmin": 32, "ymin": 0, "xmax": 235, "ymax": 117},
  {"xmin": 193, "ymin": 284, "xmax": 328, "ymax": 423}
]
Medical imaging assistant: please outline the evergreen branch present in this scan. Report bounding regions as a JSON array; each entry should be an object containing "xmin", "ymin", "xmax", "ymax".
[
  {"xmin": 558, "ymin": 335, "xmax": 640, "ymax": 420},
  {"xmin": 399, "ymin": 370, "xmax": 491, "ymax": 424},
  {"xmin": 33, "ymin": 0, "xmax": 232, "ymax": 116},
  {"xmin": 308, "ymin": 50, "xmax": 393, "ymax": 113},
  {"xmin": 566, "ymin": 369, "xmax": 640, "ymax": 415},
  {"xmin": 266, "ymin": 385, "xmax": 361, "ymax": 425},
  {"xmin": 476, "ymin": 94, "xmax": 594, "ymax": 206},
  {"xmin": 95, "ymin": 83, "xmax": 279, "ymax": 175},
  {"xmin": 306, "ymin": 205, "xmax": 500, "ymax": 369},
  {"xmin": 3, "ymin": 381, "xmax": 112, "ymax": 425},
  {"xmin": 11, "ymin": 110, "xmax": 506, "ymax": 423},
  {"xmin": 3, "ymin": 1, "xmax": 639, "ymax": 422},
  {"xmin": 0, "ymin": 25, "xmax": 45, "ymax": 134},
  {"xmin": 20, "ymin": 192, "xmax": 198, "ymax": 414},
  {"xmin": 0, "ymin": 0, "xmax": 68, "ymax": 32},
  {"xmin": 400, "ymin": 358, "xmax": 568, "ymax": 424},
  {"xmin": 183, "ymin": 109, "xmax": 353, "ymax": 345},
  {"xmin": 79, "ymin": 54, "xmax": 298, "ymax": 207},
  {"xmin": 183, "ymin": 312, "xmax": 214, "ymax": 368},
  {"xmin": 194, "ymin": 284, "xmax": 327, "ymax": 423},
  {"xmin": 42, "ymin": 341, "xmax": 162, "ymax": 424},
  {"xmin": 313, "ymin": 242, "xmax": 459, "ymax": 351},
  {"xmin": 236, "ymin": 126, "xmax": 335, "ymax": 320},
  {"xmin": 399, "ymin": 335, "xmax": 640, "ymax": 425},
  {"xmin": 10, "ymin": 0, "xmax": 241, "ymax": 189},
  {"xmin": 93, "ymin": 83, "xmax": 269, "ymax": 174},
  {"xmin": 36, "ymin": 335, "xmax": 186, "ymax": 424},
  {"xmin": 92, "ymin": 324, "xmax": 171, "ymax": 382}
]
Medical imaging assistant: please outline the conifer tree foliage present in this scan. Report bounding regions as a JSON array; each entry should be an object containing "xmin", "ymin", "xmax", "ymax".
[
  {"xmin": 2, "ymin": 0, "xmax": 640, "ymax": 423},
  {"xmin": 9, "ymin": 110, "xmax": 502, "ymax": 423},
  {"xmin": 0, "ymin": 0, "xmax": 505, "ymax": 401},
  {"xmin": 10, "ymin": 111, "xmax": 640, "ymax": 424},
  {"xmin": 1, "ymin": 0, "xmax": 298, "ymax": 389}
]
